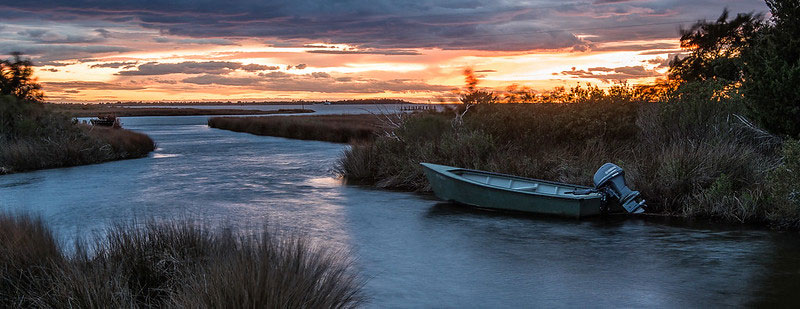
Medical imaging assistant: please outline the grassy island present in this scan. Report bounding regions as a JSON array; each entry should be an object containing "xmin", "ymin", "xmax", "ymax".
[
  {"xmin": 208, "ymin": 114, "xmax": 383, "ymax": 143},
  {"xmin": 1, "ymin": 96, "xmax": 156, "ymax": 174}
]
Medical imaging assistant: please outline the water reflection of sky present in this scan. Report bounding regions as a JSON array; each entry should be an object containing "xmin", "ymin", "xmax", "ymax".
[{"xmin": 2, "ymin": 114, "xmax": 799, "ymax": 307}]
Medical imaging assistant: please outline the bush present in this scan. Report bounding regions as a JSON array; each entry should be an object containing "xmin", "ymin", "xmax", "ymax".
[{"xmin": 766, "ymin": 140, "xmax": 800, "ymax": 227}]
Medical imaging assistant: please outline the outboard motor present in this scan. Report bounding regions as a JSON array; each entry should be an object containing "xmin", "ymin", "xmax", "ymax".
[{"xmin": 593, "ymin": 163, "xmax": 646, "ymax": 213}]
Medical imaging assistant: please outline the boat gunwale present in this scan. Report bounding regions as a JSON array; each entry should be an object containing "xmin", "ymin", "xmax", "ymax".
[{"xmin": 421, "ymin": 163, "xmax": 602, "ymax": 201}]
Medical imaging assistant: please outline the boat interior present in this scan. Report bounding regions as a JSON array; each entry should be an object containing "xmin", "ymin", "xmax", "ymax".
[{"xmin": 453, "ymin": 170, "xmax": 596, "ymax": 196}]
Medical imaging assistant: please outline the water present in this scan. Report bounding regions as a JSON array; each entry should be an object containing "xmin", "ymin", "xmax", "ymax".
[{"xmin": 2, "ymin": 113, "xmax": 799, "ymax": 307}]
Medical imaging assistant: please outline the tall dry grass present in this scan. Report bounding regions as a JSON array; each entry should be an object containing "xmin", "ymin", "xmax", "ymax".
[
  {"xmin": 339, "ymin": 96, "xmax": 796, "ymax": 226},
  {"xmin": 0, "ymin": 214, "xmax": 365, "ymax": 308},
  {"xmin": 209, "ymin": 114, "xmax": 383, "ymax": 143}
]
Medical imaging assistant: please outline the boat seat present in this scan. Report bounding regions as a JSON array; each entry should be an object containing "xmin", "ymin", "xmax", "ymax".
[{"xmin": 515, "ymin": 184, "xmax": 539, "ymax": 191}]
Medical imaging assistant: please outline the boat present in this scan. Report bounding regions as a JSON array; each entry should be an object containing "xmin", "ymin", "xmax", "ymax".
[
  {"xmin": 90, "ymin": 115, "xmax": 121, "ymax": 128},
  {"xmin": 421, "ymin": 162, "xmax": 645, "ymax": 218}
]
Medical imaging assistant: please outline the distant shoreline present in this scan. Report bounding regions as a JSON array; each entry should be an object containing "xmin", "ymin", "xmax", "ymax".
[
  {"xmin": 49, "ymin": 105, "xmax": 315, "ymax": 117},
  {"xmin": 45, "ymin": 98, "xmax": 427, "ymax": 106}
]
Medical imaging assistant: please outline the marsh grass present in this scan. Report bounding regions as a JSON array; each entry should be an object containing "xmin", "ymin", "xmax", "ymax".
[
  {"xmin": 209, "ymin": 114, "xmax": 383, "ymax": 143},
  {"xmin": 339, "ymin": 100, "xmax": 795, "ymax": 226},
  {"xmin": 0, "ymin": 215, "xmax": 365, "ymax": 308}
]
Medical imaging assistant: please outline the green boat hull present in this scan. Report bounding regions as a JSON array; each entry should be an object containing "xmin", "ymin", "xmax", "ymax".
[{"xmin": 421, "ymin": 163, "xmax": 605, "ymax": 219}]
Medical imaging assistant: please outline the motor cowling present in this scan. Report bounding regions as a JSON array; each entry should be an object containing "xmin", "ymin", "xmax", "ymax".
[{"xmin": 593, "ymin": 163, "xmax": 646, "ymax": 213}]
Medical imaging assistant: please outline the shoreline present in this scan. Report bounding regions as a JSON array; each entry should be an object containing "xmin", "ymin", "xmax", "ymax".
[{"xmin": 50, "ymin": 106, "xmax": 315, "ymax": 117}]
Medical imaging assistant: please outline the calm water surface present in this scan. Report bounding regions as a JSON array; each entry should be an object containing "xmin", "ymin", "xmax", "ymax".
[{"xmin": 2, "ymin": 113, "xmax": 799, "ymax": 307}]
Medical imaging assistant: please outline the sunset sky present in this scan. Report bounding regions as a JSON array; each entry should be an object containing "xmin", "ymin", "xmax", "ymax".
[{"xmin": 1, "ymin": 0, "xmax": 769, "ymax": 102}]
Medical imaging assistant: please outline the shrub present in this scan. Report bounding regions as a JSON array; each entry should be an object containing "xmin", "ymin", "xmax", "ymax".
[{"xmin": 766, "ymin": 140, "xmax": 800, "ymax": 227}]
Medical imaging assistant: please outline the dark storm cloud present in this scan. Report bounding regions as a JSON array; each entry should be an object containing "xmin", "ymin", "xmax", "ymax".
[
  {"xmin": 560, "ymin": 65, "xmax": 661, "ymax": 82},
  {"xmin": 0, "ymin": 0, "xmax": 770, "ymax": 56},
  {"xmin": 0, "ymin": 0, "xmax": 715, "ymax": 51}
]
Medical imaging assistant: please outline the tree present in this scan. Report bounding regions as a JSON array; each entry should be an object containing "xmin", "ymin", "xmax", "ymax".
[
  {"xmin": 453, "ymin": 68, "xmax": 496, "ymax": 126},
  {"xmin": 742, "ymin": 0, "xmax": 800, "ymax": 137},
  {"xmin": 668, "ymin": 10, "xmax": 764, "ymax": 84},
  {"xmin": 0, "ymin": 52, "xmax": 44, "ymax": 102}
]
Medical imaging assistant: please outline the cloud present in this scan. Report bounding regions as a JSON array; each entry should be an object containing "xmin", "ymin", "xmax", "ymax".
[
  {"xmin": 117, "ymin": 61, "xmax": 245, "ymax": 75},
  {"xmin": 3, "ymin": 43, "xmax": 133, "ymax": 64},
  {"xmin": 182, "ymin": 74, "xmax": 261, "ymax": 86},
  {"xmin": 286, "ymin": 63, "xmax": 307, "ymax": 70},
  {"xmin": 153, "ymin": 36, "xmax": 238, "ymax": 45},
  {"xmin": 591, "ymin": 42, "xmax": 677, "ymax": 53},
  {"xmin": 43, "ymin": 81, "xmax": 146, "ymax": 91},
  {"xmin": 559, "ymin": 65, "xmax": 662, "ymax": 82},
  {"xmin": 306, "ymin": 49, "xmax": 421, "ymax": 55},
  {"xmin": 181, "ymin": 72, "xmax": 450, "ymax": 93},
  {"xmin": 90, "ymin": 61, "xmax": 138, "ymax": 69},
  {"xmin": 16, "ymin": 28, "xmax": 106, "ymax": 44},
  {"xmin": 5, "ymin": 0, "xmax": 759, "ymax": 52},
  {"xmin": 240, "ymin": 63, "xmax": 279, "ymax": 71},
  {"xmin": 0, "ymin": 0, "xmax": 769, "ymax": 54},
  {"xmin": 257, "ymin": 71, "xmax": 291, "ymax": 78},
  {"xmin": 94, "ymin": 28, "xmax": 111, "ymax": 38}
]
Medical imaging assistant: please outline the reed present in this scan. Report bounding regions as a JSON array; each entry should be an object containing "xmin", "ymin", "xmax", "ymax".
[
  {"xmin": 0, "ymin": 215, "xmax": 365, "ymax": 308},
  {"xmin": 208, "ymin": 114, "xmax": 383, "ymax": 143}
]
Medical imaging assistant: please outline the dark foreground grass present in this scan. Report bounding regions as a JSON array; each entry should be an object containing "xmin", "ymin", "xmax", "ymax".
[
  {"xmin": 1, "ymin": 96, "xmax": 156, "ymax": 174},
  {"xmin": 209, "ymin": 114, "xmax": 384, "ymax": 143},
  {"xmin": 339, "ymin": 100, "xmax": 800, "ymax": 228},
  {"xmin": 0, "ymin": 214, "xmax": 365, "ymax": 308}
]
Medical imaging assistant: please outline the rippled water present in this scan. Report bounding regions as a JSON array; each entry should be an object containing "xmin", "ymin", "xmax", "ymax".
[{"xmin": 2, "ymin": 112, "xmax": 799, "ymax": 307}]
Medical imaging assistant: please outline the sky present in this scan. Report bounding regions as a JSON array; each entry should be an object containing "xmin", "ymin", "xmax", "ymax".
[{"xmin": 0, "ymin": 0, "xmax": 770, "ymax": 102}]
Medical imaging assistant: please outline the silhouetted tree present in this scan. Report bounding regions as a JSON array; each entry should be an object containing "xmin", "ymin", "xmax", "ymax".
[
  {"xmin": 453, "ymin": 68, "xmax": 496, "ymax": 126},
  {"xmin": 742, "ymin": 0, "xmax": 800, "ymax": 137},
  {"xmin": 0, "ymin": 52, "xmax": 43, "ymax": 102},
  {"xmin": 668, "ymin": 10, "xmax": 764, "ymax": 84}
]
